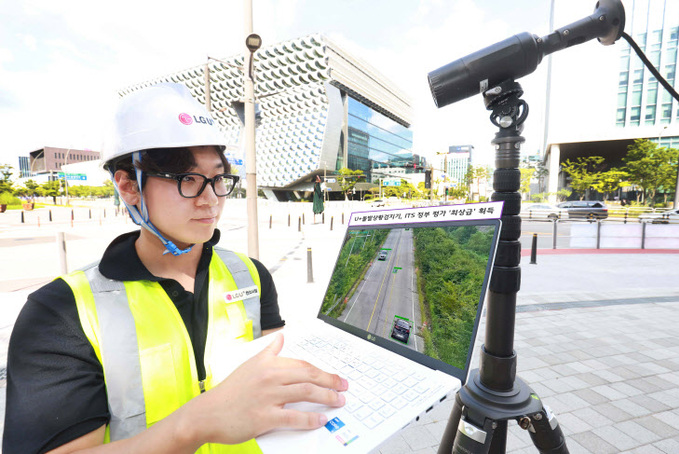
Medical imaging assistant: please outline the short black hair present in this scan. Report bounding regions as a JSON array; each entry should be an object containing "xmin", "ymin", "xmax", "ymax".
[{"xmin": 108, "ymin": 147, "xmax": 230, "ymax": 187}]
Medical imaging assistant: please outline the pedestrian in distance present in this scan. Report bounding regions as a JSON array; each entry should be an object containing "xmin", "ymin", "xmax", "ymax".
[{"xmin": 3, "ymin": 83, "xmax": 348, "ymax": 454}]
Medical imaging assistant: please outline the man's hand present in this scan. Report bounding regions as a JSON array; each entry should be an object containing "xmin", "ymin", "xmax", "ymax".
[{"xmin": 184, "ymin": 333, "xmax": 348, "ymax": 446}]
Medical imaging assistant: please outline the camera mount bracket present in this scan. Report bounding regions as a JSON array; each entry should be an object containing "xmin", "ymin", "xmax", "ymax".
[{"xmin": 437, "ymin": 80, "xmax": 569, "ymax": 454}]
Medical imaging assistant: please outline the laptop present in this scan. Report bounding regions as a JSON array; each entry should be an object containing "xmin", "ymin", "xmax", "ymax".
[{"xmin": 214, "ymin": 201, "xmax": 503, "ymax": 453}]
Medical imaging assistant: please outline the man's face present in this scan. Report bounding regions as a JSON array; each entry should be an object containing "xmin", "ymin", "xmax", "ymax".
[{"xmin": 143, "ymin": 146, "xmax": 226, "ymax": 248}]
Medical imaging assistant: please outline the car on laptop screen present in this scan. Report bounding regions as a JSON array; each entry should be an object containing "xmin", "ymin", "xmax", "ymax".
[{"xmin": 391, "ymin": 318, "xmax": 411, "ymax": 344}]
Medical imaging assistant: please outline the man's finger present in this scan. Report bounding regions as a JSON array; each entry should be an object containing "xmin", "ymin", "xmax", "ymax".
[
  {"xmin": 273, "ymin": 408, "xmax": 330, "ymax": 431},
  {"xmin": 259, "ymin": 333, "xmax": 285, "ymax": 357},
  {"xmin": 269, "ymin": 359, "xmax": 348, "ymax": 392},
  {"xmin": 279, "ymin": 383, "xmax": 346, "ymax": 408}
]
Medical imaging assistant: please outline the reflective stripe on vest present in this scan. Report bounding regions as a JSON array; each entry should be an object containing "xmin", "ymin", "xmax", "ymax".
[{"xmin": 63, "ymin": 249, "xmax": 262, "ymax": 453}]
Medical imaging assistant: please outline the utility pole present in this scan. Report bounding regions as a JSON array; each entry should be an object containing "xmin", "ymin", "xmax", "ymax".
[{"xmin": 244, "ymin": 0, "xmax": 261, "ymax": 259}]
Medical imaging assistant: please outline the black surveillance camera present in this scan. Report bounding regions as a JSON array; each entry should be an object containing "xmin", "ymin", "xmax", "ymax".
[{"xmin": 427, "ymin": 0, "xmax": 625, "ymax": 109}]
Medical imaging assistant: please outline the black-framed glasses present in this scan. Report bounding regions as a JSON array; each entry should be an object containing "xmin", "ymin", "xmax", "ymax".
[{"xmin": 146, "ymin": 172, "xmax": 240, "ymax": 198}]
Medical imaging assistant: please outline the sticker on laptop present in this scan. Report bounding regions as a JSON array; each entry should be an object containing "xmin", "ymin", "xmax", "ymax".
[
  {"xmin": 325, "ymin": 418, "xmax": 358, "ymax": 446},
  {"xmin": 223, "ymin": 285, "xmax": 259, "ymax": 303},
  {"xmin": 325, "ymin": 417, "xmax": 345, "ymax": 433}
]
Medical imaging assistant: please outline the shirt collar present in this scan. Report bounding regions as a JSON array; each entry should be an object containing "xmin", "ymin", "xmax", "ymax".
[{"xmin": 99, "ymin": 229, "xmax": 221, "ymax": 281}]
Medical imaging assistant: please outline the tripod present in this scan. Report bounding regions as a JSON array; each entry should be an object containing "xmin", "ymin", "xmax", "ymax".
[{"xmin": 437, "ymin": 80, "xmax": 568, "ymax": 454}]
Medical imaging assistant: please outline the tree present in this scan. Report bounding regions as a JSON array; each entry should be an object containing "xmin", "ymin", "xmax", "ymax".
[
  {"xmin": 41, "ymin": 180, "xmax": 62, "ymax": 204},
  {"xmin": 519, "ymin": 167, "xmax": 535, "ymax": 199},
  {"xmin": 561, "ymin": 156, "xmax": 606, "ymax": 199},
  {"xmin": 0, "ymin": 164, "xmax": 15, "ymax": 194},
  {"xmin": 623, "ymin": 139, "xmax": 677, "ymax": 205},
  {"xmin": 593, "ymin": 169, "xmax": 629, "ymax": 201},
  {"xmin": 465, "ymin": 165, "xmax": 490, "ymax": 201},
  {"xmin": 336, "ymin": 168, "xmax": 365, "ymax": 200}
]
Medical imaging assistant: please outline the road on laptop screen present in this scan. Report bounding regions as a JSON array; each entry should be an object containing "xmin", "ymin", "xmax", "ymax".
[{"xmin": 320, "ymin": 225, "xmax": 494, "ymax": 370}]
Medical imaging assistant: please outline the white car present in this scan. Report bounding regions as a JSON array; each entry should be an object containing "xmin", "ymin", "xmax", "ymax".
[
  {"xmin": 521, "ymin": 203, "xmax": 563, "ymax": 220},
  {"xmin": 638, "ymin": 208, "xmax": 679, "ymax": 224}
]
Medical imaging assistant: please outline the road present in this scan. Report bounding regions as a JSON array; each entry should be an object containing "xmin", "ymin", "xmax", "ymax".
[{"xmin": 339, "ymin": 228, "xmax": 423, "ymax": 352}]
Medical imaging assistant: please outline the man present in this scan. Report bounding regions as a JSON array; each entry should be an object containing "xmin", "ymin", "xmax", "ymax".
[{"xmin": 4, "ymin": 83, "xmax": 347, "ymax": 453}]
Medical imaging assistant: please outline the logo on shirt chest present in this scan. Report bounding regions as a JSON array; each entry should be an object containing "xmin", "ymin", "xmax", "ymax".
[{"xmin": 223, "ymin": 285, "xmax": 259, "ymax": 303}]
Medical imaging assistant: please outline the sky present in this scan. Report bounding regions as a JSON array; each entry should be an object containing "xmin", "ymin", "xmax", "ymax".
[{"xmin": 0, "ymin": 0, "xmax": 607, "ymax": 171}]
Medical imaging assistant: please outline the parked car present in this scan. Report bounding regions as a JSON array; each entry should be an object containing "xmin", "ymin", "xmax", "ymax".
[
  {"xmin": 370, "ymin": 198, "xmax": 385, "ymax": 207},
  {"xmin": 557, "ymin": 201, "xmax": 608, "ymax": 219},
  {"xmin": 378, "ymin": 250, "xmax": 388, "ymax": 261},
  {"xmin": 520, "ymin": 203, "xmax": 563, "ymax": 220},
  {"xmin": 390, "ymin": 318, "xmax": 411, "ymax": 343},
  {"xmin": 638, "ymin": 208, "xmax": 679, "ymax": 224}
]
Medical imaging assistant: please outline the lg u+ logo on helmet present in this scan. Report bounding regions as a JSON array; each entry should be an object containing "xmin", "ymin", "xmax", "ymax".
[{"xmin": 178, "ymin": 113, "xmax": 214, "ymax": 126}]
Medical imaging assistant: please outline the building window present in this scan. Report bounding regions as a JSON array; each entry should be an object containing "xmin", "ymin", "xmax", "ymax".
[
  {"xmin": 616, "ymin": 108, "xmax": 626, "ymax": 126},
  {"xmin": 617, "ymin": 91, "xmax": 628, "ymax": 107},
  {"xmin": 631, "ymin": 87, "xmax": 642, "ymax": 105},
  {"xmin": 619, "ymin": 72, "xmax": 629, "ymax": 86},
  {"xmin": 645, "ymin": 105, "xmax": 656, "ymax": 124},
  {"xmin": 661, "ymin": 103, "xmax": 672, "ymax": 123},
  {"xmin": 646, "ymin": 83, "xmax": 658, "ymax": 105},
  {"xmin": 632, "ymin": 69, "xmax": 644, "ymax": 83},
  {"xmin": 630, "ymin": 106, "xmax": 641, "ymax": 125}
]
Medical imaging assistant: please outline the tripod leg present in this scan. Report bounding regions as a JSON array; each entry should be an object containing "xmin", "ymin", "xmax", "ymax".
[
  {"xmin": 523, "ymin": 405, "xmax": 569, "ymax": 454},
  {"xmin": 437, "ymin": 393, "xmax": 463, "ymax": 453}
]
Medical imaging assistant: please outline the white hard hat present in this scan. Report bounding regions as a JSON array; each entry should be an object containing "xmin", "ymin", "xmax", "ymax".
[{"xmin": 103, "ymin": 82, "xmax": 227, "ymax": 168}]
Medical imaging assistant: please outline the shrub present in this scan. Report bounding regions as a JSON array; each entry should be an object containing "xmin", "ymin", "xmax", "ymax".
[{"xmin": 0, "ymin": 192, "xmax": 21, "ymax": 205}]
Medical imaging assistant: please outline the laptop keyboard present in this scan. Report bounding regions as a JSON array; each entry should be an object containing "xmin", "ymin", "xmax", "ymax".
[{"xmin": 286, "ymin": 332, "xmax": 436, "ymax": 429}]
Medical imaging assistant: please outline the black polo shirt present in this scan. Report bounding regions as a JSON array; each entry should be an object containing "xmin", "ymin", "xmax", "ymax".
[{"xmin": 3, "ymin": 229, "xmax": 284, "ymax": 454}]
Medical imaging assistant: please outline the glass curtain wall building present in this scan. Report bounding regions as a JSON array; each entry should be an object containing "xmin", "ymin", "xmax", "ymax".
[
  {"xmin": 119, "ymin": 35, "xmax": 416, "ymax": 200},
  {"xmin": 616, "ymin": 0, "xmax": 679, "ymax": 147},
  {"xmin": 347, "ymin": 97, "xmax": 414, "ymax": 182},
  {"xmin": 544, "ymin": 0, "xmax": 679, "ymax": 201}
]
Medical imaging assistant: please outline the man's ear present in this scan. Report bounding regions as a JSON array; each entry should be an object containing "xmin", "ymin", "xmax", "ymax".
[{"xmin": 114, "ymin": 170, "xmax": 140, "ymax": 206}]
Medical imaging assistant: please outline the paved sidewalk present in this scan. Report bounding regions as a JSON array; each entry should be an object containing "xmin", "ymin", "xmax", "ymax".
[{"xmin": 1, "ymin": 201, "xmax": 679, "ymax": 452}]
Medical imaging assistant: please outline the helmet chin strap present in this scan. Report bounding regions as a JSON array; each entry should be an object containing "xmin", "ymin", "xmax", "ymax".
[{"xmin": 110, "ymin": 152, "xmax": 194, "ymax": 256}]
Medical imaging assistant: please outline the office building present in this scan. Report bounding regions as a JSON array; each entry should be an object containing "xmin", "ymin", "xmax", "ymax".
[
  {"xmin": 544, "ymin": 0, "xmax": 678, "ymax": 201},
  {"xmin": 120, "ymin": 34, "xmax": 417, "ymax": 201}
]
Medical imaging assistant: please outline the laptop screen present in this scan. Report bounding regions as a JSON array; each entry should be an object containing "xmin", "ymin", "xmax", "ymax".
[{"xmin": 317, "ymin": 202, "xmax": 502, "ymax": 382}]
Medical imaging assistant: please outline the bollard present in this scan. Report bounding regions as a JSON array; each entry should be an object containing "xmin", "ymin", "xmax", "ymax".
[
  {"xmin": 49, "ymin": 210, "xmax": 53, "ymax": 222},
  {"xmin": 288, "ymin": 214, "xmax": 290, "ymax": 227},
  {"xmin": 269, "ymin": 215, "xmax": 272, "ymax": 229},
  {"xmin": 342, "ymin": 212, "xmax": 345, "ymax": 224},
  {"xmin": 104, "ymin": 209, "xmax": 106, "ymax": 218},
  {"xmin": 21, "ymin": 211, "xmax": 24, "ymax": 223},
  {"xmin": 71, "ymin": 209, "xmax": 74, "ymax": 221},
  {"xmin": 322, "ymin": 212, "xmax": 325, "ymax": 224},
  {"xmin": 330, "ymin": 216, "xmax": 334, "ymax": 231},
  {"xmin": 530, "ymin": 233, "xmax": 537, "ymax": 264},
  {"xmin": 298, "ymin": 217, "xmax": 301, "ymax": 232},
  {"xmin": 641, "ymin": 221, "xmax": 646, "ymax": 249},
  {"xmin": 302, "ymin": 213, "xmax": 305, "ymax": 225},
  {"xmin": 57, "ymin": 232, "xmax": 68, "ymax": 274},
  {"xmin": 307, "ymin": 247, "xmax": 314, "ymax": 283},
  {"xmin": 89, "ymin": 209, "xmax": 92, "ymax": 219},
  {"xmin": 596, "ymin": 219, "xmax": 602, "ymax": 249},
  {"xmin": 552, "ymin": 218, "xmax": 558, "ymax": 250}
]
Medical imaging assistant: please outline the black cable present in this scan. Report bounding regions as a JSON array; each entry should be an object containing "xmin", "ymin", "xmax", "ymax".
[{"xmin": 621, "ymin": 32, "xmax": 679, "ymax": 103}]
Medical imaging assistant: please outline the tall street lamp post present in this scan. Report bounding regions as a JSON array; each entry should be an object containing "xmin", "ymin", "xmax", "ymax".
[{"xmin": 244, "ymin": 29, "xmax": 262, "ymax": 259}]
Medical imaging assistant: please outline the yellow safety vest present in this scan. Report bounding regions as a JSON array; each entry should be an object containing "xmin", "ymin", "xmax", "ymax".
[{"xmin": 62, "ymin": 248, "xmax": 263, "ymax": 453}]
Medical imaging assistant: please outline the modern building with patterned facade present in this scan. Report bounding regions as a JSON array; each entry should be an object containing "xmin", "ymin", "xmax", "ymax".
[{"xmin": 120, "ymin": 35, "xmax": 419, "ymax": 200}]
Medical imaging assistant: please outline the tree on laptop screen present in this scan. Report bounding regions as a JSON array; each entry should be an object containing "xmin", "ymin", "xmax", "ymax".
[{"xmin": 321, "ymin": 225, "xmax": 493, "ymax": 370}]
